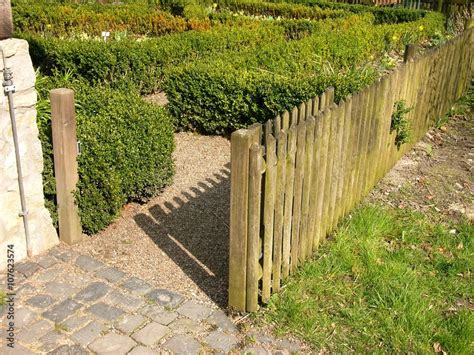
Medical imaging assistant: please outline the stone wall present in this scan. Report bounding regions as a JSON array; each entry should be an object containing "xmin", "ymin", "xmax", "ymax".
[{"xmin": 0, "ymin": 38, "xmax": 58, "ymax": 270}]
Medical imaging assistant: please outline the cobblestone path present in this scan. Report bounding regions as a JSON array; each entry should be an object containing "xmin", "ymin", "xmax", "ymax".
[{"xmin": 0, "ymin": 247, "xmax": 302, "ymax": 354}]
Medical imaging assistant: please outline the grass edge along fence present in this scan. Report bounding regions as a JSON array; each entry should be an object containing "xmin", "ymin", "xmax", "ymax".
[{"xmin": 228, "ymin": 26, "xmax": 473, "ymax": 312}]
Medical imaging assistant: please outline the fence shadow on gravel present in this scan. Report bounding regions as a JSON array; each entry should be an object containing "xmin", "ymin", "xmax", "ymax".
[{"xmin": 134, "ymin": 164, "xmax": 231, "ymax": 307}]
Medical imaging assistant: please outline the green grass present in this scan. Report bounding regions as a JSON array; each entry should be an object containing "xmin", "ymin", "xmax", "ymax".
[{"xmin": 264, "ymin": 205, "xmax": 473, "ymax": 353}]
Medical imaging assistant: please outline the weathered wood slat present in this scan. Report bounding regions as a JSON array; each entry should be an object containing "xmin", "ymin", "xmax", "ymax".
[
  {"xmin": 272, "ymin": 130, "xmax": 287, "ymax": 293},
  {"xmin": 262, "ymin": 135, "xmax": 277, "ymax": 303},
  {"xmin": 246, "ymin": 143, "xmax": 265, "ymax": 312},
  {"xmin": 282, "ymin": 127, "xmax": 297, "ymax": 279}
]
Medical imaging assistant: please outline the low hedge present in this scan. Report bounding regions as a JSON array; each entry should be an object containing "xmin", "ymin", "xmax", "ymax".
[
  {"xmin": 164, "ymin": 12, "xmax": 445, "ymax": 133},
  {"xmin": 36, "ymin": 74, "xmax": 175, "ymax": 234},
  {"xmin": 24, "ymin": 22, "xmax": 282, "ymax": 94},
  {"xmin": 12, "ymin": 1, "xmax": 212, "ymax": 37}
]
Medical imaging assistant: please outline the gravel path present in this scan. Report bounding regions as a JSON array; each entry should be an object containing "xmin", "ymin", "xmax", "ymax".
[{"xmin": 72, "ymin": 133, "xmax": 231, "ymax": 309}]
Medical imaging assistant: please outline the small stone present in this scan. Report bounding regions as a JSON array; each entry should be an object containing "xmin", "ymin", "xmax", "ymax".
[
  {"xmin": 51, "ymin": 250, "xmax": 79, "ymax": 263},
  {"xmin": 148, "ymin": 309, "xmax": 178, "ymax": 325},
  {"xmin": 95, "ymin": 267, "xmax": 126, "ymax": 284},
  {"xmin": 131, "ymin": 322, "xmax": 169, "ymax": 346},
  {"xmin": 38, "ymin": 330, "xmax": 65, "ymax": 352},
  {"xmin": 17, "ymin": 319, "xmax": 52, "ymax": 344},
  {"xmin": 62, "ymin": 315, "xmax": 92, "ymax": 332},
  {"xmin": 206, "ymin": 310, "xmax": 238, "ymax": 334},
  {"xmin": 177, "ymin": 301, "xmax": 213, "ymax": 321},
  {"xmin": 277, "ymin": 338, "xmax": 302, "ymax": 352},
  {"xmin": 103, "ymin": 290, "xmax": 144, "ymax": 312},
  {"xmin": 243, "ymin": 347, "xmax": 268, "ymax": 355},
  {"xmin": 26, "ymin": 294, "xmax": 54, "ymax": 309},
  {"xmin": 43, "ymin": 281, "xmax": 79, "ymax": 299},
  {"xmin": 43, "ymin": 299, "xmax": 83, "ymax": 323},
  {"xmin": 71, "ymin": 321, "xmax": 106, "ymax": 346},
  {"xmin": 74, "ymin": 282, "xmax": 110, "ymax": 303},
  {"xmin": 168, "ymin": 318, "xmax": 207, "ymax": 335},
  {"xmin": 37, "ymin": 255, "xmax": 58, "ymax": 269},
  {"xmin": 144, "ymin": 289, "xmax": 184, "ymax": 309},
  {"xmin": 120, "ymin": 277, "xmax": 152, "ymax": 295},
  {"xmin": 205, "ymin": 330, "xmax": 239, "ymax": 353},
  {"xmin": 116, "ymin": 314, "xmax": 147, "ymax": 334},
  {"xmin": 164, "ymin": 334, "xmax": 202, "ymax": 354},
  {"xmin": 49, "ymin": 344, "xmax": 88, "ymax": 355},
  {"xmin": 16, "ymin": 261, "xmax": 42, "ymax": 278},
  {"xmin": 87, "ymin": 302, "xmax": 124, "ymax": 321},
  {"xmin": 88, "ymin": 332, "xmax": 136, "ymax": 354},
  {"xmin": 75, "ymin": 255, "xmax": 105, "ymax": 272},
  {"xmin": 128, "ymin": 345, "xmax": 157, "ymax": 355},
  {"xmin": 13, "ymin": 307, "xmax": 38, "ymax": 328},
  {"xmin": 256, "ymin": 334, "xmax": 276, "ymax": 344}
]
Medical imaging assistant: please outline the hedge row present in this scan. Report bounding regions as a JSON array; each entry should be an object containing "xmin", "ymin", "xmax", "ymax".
[
  {"xmin": 25, "ymin": 22, "xmax": 281, "ymax": 94},
  {"xmin": 12, "ymin": 1, "xmax": 212, "ymax": 37},
  {"xmin": 36, "ymin": 74, "xmax": 175, "ymax": 234},
  {"xmin": 163, "ymin": 12, "xmax": 445, "ymax": 133}
]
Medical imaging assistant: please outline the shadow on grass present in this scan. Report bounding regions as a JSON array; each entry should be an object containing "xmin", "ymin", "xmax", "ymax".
[{"xmin": 134, "ymin": 164, "xmax": 230, "ymax": 307}]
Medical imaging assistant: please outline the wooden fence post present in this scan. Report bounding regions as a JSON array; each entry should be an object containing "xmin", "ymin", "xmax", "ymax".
[
  {"xmin": 404, "ymin": 44, "xmax": 417, "ymax": 62},
  {"xmin": 50, "ymin": 88, "xmax": 82, "ymax": 245},
  {"xmin": 0, "ymin": 0, "xmax": 13, "ymax": 39}
]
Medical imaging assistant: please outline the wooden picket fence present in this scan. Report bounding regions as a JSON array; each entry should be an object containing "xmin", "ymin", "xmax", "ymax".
[{"xmin": 228, "ymin": 26, "xmax": 473, "ymax": 312}]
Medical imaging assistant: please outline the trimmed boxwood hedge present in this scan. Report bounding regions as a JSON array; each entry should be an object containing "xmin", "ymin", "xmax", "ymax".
[
  {"xmin": 36, "ymin": 74, "xmax": 175, "ymax": 234},
  {"xmin": 163, "ymin": 12, "xmax": 445, "ymax": 133}
]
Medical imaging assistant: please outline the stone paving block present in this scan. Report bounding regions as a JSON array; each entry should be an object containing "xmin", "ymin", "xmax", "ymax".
[
  {"xmin": 49, "ymin": 344, "xmax": 88, "ymax": 355},
  {"xmin": 277, "ymin": 338, "xmax": 302, "ymax": 352},
  {"xmin": 37, "ymin": 255, "xmax": 58, "ymax": 269},
  {"xmin": 75, "ymin": 255, "xmax": 105, "ymax": 272},
  {"xmin": 206, "ymin": 310, "xmax": 238, "ymax": 334},
  {"xmin": 71, "ymin": 320, "xmax": 106, "ymax": 347},
  {"xmin": 243, "ymin": 347, "xmax": 269, "ymax": 355},
  {"xmin": 88, "ymin": 332, "xmax": 136, "ymax": 354},
  {"xmin": 62, "ymin": 314, "xmax": 93, "ymax": 332},
  {"xmin": 120, "ymin": 277, "xmax": 152, "ymax": 296},
  {"xmin": 17, "ymin": 319, "xmax": 52, "ymax": 344},
  {"xmin": 14, "ymin": 307, "xmax": 38, "ymax": 328},
  {"xmin": 15, "ymin": 283, "xmax": 35, "ymax": 297},
  {"xmin": 43, "ymin": 281, "xmax": 79, "ymax": 299},
  {"xmin": 16, "ymin": 261, "xmax": 42, "ymax": 278},
  {"xmin": 1, "ymin": 343, "xmax": 36, "ymax": 354},
  {"xmin": 144, "ymin": 288, "xmax": 184, "ymax": 309},
  {"xmin": 128, "ymin": 345, "xmax": 157, "ymax": 355},
  {"xmin": 50, "ymin": 249, "xmax": 80, "ymax": 263},
  {"xmin": 168, "ymin": 318, "xmax": 208, "ymax": 335},
  {"xmin": 148, "ymin": 308, "xmax": 178, "ymax": 325},
  {"xmin": 34, "ymin": 268, "xmax": 63, "ymax": 283},
  {"xmin": 43, "ymin": 299, "xmax": 83, "ymax": 323},
  {"xmin": 205, "ymin": 330, "xmax": 239, "ymax": 353},
  {"xmin": 87, "ymin": 302, "xmax": 124, "ymax": 321},
  {"xmin": 103, "ymin": 289, "xmax": 144, "ymax": 312},
  {"xmin": 131, "ymin": 322, "xmax": 169, "ymax": 346},
  {"xmin": 95, "ymin": 267, "xmax": 126, "ymax": 284},
  {"xmin": 26, "ymin": 294, "xmax": 54, "ymax": 309},
  {"xmin": 115, "ymin": 314, "xmax": 147, "ymax": 334},
  {"xmin": 38, "ymin": 330, "xmax": 66, "ymax": 352},
  {"xmin": 164, "ymin": 334, "xmax": 202, "ymax": 354},
  {"xmin": 177, "ymin": 300, "xmax": 213, "ymax": 321},
  {"xmin": 74, "ymin": 282, "xmax": 110, "ymax": 303}
]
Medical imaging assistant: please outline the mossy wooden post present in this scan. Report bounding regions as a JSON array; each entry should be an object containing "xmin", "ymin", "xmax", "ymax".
[
  {"xmin": 290, "ymin": 122, "xmax": 306, "ymax": 273},
  {"xmin": 0, "ymin": 0, "xmax": 13, "ymax": 39},
  {"xmin": 341, "ymin": 96, "xmax": 353, "ymax": 217},
  {"xmin": 262, "ymin": 135, "xmax": 276, "ymax": 303},
  {"xmin": 282, "ymin": 111, "xmax": 290, "ymax": 131},
  {"xmin": 347, "ymin": 93, "xmax": 362, "ymax": 211},
  {"xmin": 246, "ymin": 143, "xmax": 264, "ymax": 312},
  {"xmin": 322, "ymin": 105, "xmax": 336, "ymax": 238},
  {"xmin": 50, "ymin": 89, "xmax": 82, "ymax": 245},
  {"xmin": 272, "ymin": 130, "xmax": 287, "ymax": 292},
  {"xmin": 282, "ymin": 127, "xmax": 297, "ymax": 279},
  {"xmin": 229, "ymin": 124, "xmax": 259, "ymax": 311},
  {"xmin": 329, "ymin": 103, "xmax": 344, "ymax": 230},
  {"xmin": 404, "ymin": 44, "xmax": 417, "ymax": 63}
]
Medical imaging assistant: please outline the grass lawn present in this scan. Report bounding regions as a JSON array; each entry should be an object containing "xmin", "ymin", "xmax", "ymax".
[{"xmin": 264, "ymin": 205, "xmax": 473, "ymax": 353}]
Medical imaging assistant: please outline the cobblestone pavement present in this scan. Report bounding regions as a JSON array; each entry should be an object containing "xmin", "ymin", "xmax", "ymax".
[{"xmin": 0, "ymin": 247, "xmax": 303, "ymax": 354}]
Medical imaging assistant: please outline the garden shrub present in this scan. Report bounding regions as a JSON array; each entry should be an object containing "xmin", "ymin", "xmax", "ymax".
[
  {"xmin": 24, "ymin": 22, "xmax": 282, "ymax": 94},
  {"xmin": 36, "ymin": 74, "xmax": 175, "ymax": 234},
  {"xmin": 164, "ymin": 12, "xmax": 444, "ymax": 133}
]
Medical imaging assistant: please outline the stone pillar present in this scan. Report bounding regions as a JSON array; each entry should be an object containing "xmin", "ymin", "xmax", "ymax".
[{"xmin": 0, "ymin": 39, "xmax": 58, "ymax": 270}]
